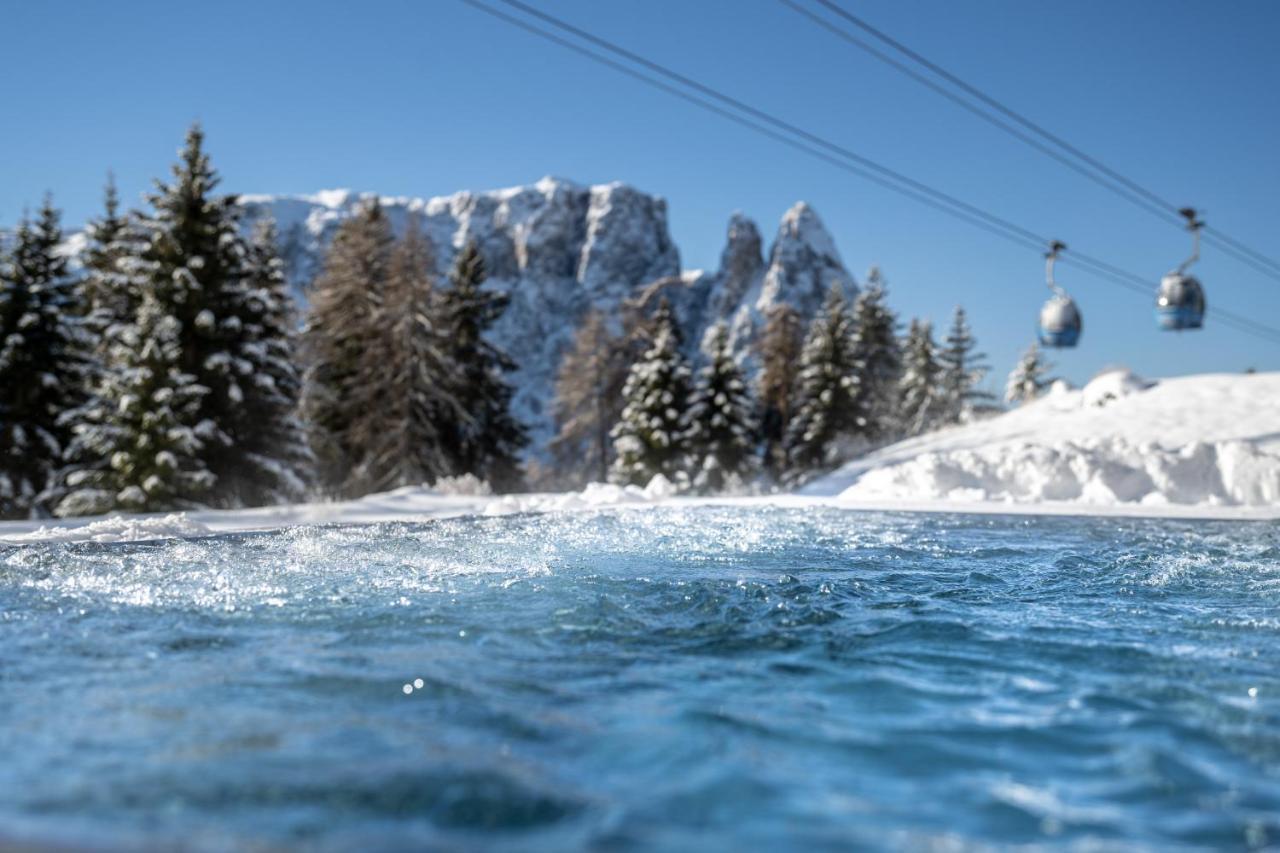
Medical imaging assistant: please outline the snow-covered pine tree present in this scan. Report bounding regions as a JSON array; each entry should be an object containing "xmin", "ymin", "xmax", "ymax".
[
  {"xmin": 219, "ymin": 218, "xmax": 310, "ymax": 506},
  {"xmin": 437, "ymin": 241, "xmax": 528, "ymax": 492},
  {"xmin": 301, "ymin": 199, "xmax": 394, "ymax": 498},
  {"xmin": 756, "ymin": 302, "xmax": 803, "ymax": 481},
  {"xmin": 57, "ymin": 293, "xmax": 215, "ymax": 516},
  {"xmin": 784, "ymin": 283, "xmax": 861, "ymax": 479},
  {"xmin": 897, "ymin": 318, "xmax": 945, "ymax": 436},
  {"xmin": 1005, "ymin": 342, "xmax": 1054, "ymax": 405},
  {"xmin": 131, "ymin": 123, "xmax": 291, "ymax": 507},
  {"xmin": 80, "ymin": 174, "xmax": 132, "ymax": 340},
  {"xmin": 348, "ymin": 216, "xmax": 462, "ymax": 493},
  {"xmin": 847, "ymin": 268, "xmax": 902, "ymax": 442},
  {"xmin": 549, "ymin": 309, "xmax": 628, "ymax": 487},
  {"xmin": 938, "ymin": 305, "xmax": 995, "ymax": 424},
  {"xmin": 0, "ymin": 198, "xmax": 88, "ymax": 518},
  {"xmin": 687, "ymin": 321, "xmax": 757, "ymax": 493},
  {"xmin": 610, "ymin": 298, "xmax": 694, "ymax": 488}
]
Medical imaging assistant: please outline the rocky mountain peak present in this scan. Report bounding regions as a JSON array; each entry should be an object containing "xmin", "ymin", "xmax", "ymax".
[
  {"xmin": 761, "ymin": 201, "xmax": 855, "ymax": 317},
  {"xmin": 238, "ymin": 178, "xmax": 681, "ymax": 455},
  {"xmin": 719, "ymin": 212, "xmax": 764, "ymax": 282}
]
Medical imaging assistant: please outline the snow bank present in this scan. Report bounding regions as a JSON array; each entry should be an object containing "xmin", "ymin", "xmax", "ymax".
[
  {"xmin": 483, "ymin": 475, "xmax": 678, "ymax": 515},
  {"xmin": 1081, "ymin": 367, "xmax": 1152, "ymax": 408},
  {"xmin": 843, "ymin": 437, "xmax": 1280, "ymax": 506},
  {"xmin": 0, "ymin": 480, "xmax": 684, "ymax": 546},
  {"xmin": 0, "ymin": 488, "xmax": 494, "ymax": 545},
  {"xmin": 808, "ymin": 370, "xmax": 1280, "ymax": 508}
]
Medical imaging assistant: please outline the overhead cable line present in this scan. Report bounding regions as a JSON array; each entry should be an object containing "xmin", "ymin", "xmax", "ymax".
[
  {"xmin": 787, "ymin": 0, "xmax": 1280, "ymax": 282},
  {"xmin": 460, "ymin": 0, "xmax": 1280, "ymax": 345},
  {"xmin": 470, "ymin": 0, "xmax": 1052, "ymax": 250},
  {"xmin": 778, "ymin": 0, "xmax": 1184, "ymax": 230}
]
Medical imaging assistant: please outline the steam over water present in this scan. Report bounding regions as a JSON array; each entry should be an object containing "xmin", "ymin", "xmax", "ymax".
[{"xmin": 2, "ymin": 507, "xmax": 1278, "ymax": 850}]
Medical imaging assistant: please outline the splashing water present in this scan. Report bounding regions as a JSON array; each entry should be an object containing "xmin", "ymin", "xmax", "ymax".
[{"xmin": 1, "ymin": 507, "xmax": 1278, "ymax": 850}]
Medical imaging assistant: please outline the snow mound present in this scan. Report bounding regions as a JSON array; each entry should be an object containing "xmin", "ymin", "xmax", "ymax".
[
  {"xmin": 432, "ymin": 474, "xmax": 493, "ymax": 496},
  {"xmin": 807, "ymin": 371, "xmax": 1280, "ymax": 509},
  {"xmin": 844, "ymin": 437, "xmax": 1280, "ymax": 506},
  {"xmin": 1081, "ymin": 367, "xmax": 1153, "ymax": 408},
  {"xmin": 12, "ymin": 513, "xmax": 214, "ymax": 544},
  {"xmin": 483, "ymin": 475, "xmax": 677, "ymax": 515}
]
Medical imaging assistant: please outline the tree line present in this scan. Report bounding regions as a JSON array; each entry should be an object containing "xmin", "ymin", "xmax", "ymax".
[
  {"xmin": 1, "ymin": 124, "xmax": 1049, "ymax": 520},
  {"xmin": 0, "ymin": 125, "xmax": 526, "ymax": 520},
  {"xmin": 549, "ymin": 266, "xmax": 1000, "ymax": 492}
]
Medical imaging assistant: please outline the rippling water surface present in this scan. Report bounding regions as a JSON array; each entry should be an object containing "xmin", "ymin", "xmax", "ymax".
[{"xmin": 2, "ymin": 506, "xmax": 1278, "ymax": 850}]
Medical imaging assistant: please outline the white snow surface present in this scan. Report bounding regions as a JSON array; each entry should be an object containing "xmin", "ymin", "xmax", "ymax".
[
  {"xmin": 804, "ymin": 369, "xmax": 1280, "ymax": 510},
  {"xmin": 2, "ymin": 369, "xmax": 1277, "ymax": 545},
  {"xmin": 1, "ymin": 488, "xmax": 493, "ymax": 544},
  {"xmin": 0, "ymin": 479, "xmax": 682, "ymax": 545}
]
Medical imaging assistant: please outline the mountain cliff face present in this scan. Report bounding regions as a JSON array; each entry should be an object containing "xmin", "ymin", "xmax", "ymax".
[
  {"xmin": 240, "ymin": 178, "xmax": 683, "ymax": 453},
  {"xmin": 130, "ymin": 177, "xmax": 857, "ymax": 459},
  {"xmin": 700, "ymin": 201, "xmax": 858, "ymax": 359}
]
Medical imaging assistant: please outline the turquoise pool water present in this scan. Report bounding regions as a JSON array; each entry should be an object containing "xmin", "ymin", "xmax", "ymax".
[{"xmin": 1, "ymin": 507, "xmax": 1277, "ymax": 850}]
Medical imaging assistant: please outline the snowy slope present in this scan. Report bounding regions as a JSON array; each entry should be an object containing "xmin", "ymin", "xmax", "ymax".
[{"xmin": 804, "ymin": 369, "xmax": 1280, "ymax": 508}]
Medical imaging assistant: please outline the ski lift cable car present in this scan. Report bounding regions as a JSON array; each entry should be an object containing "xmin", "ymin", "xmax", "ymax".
[
  {"xmin": 1156, "ymin": 207, "xmax": 1207, "ymax": 331},
  {"xmin": 1038, "ymin": 240, "xmax": 1082, "ymax": 348}
]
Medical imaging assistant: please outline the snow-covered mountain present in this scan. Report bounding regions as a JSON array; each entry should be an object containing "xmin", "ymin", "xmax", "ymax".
[
  {"xmin": 233, "ymin": 177, "xmax": 858, "ymax": 455},
  {"xmin": 631, "ymin": 201, "xmax": 858, "ymax": 362}
]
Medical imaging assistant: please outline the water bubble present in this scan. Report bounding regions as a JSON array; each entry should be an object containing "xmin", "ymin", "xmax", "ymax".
[
  {"xmin": 1249, "ymin": 687, "xmax": 1259, "ymax": 698},
  {"xmin": 413, "ymin": 678, "xmax": 424, "ymax": 689},
  {"xmin": 402, "ymin": 684, "xmax": 413, "ymax": 695}
]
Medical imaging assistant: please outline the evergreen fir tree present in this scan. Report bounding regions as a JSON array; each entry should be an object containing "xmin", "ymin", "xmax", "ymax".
[
  {"xmin": 220, "ymin": 218, "xmax": 310, "ymax": 505},
  {"xmin": 549, "ymin": 309, "xmax": 628, "ymax": 487},
  {"xmin": 301, "ymin": 200, "xmax": 394, "ymax": 497},
  {"xmin": 897, "ymin": 318, "xmax": 945, "ymax": 436},
  {"xmin": 437, "ymin": 241, "xmax": 528, "ymax": 492},
  {"xmin": 784, "ymin": 284, "xmax": 861, "ymax": 478},
  {"xmin": 610, "ymin": 299, "xmax": 693, "ymax": 487},
  {"xmin": 348, "ymin": 216, "xmax": 462, "ymax": 492},
  {"xmin": 1005, "ymin": 342, "xmax": 1054, "ymax": 405},
  {"xmin": 70, "ymin": 177, "xmax": 150, "ymax": 504},
  {"xmin": 57, "ymin": 293, "xmax": 215, "ymax": 516},
  {"xmin": 80, "ymin": 173, "xmax": 132, "ymax": 335},
  {"xmin": 0, "ymin": 198, "xmax": 88, "ymax": 518},
  {"xmin": 687, "ymin": 322, "xmax": 757, "ymax": 493},
  {"xmin": 847, "ymin": 268, "xmax": 902, "ymax": 442},
  {"xmin": 131, "ymin": 123, "xmax": 285, "ymax": 506},
  {"xmin": 756, "ymin": 303, "xmax": 803, "ymax": 481},
  {"xmin": 938, "ymin": 305, "xmax": 995, "ymax": 423}
]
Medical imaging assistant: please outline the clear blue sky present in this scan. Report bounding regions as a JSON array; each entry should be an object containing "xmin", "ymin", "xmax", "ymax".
[{"xmin": 5, "ymin": 0, "xmax": 1279, "ymax": 387}]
